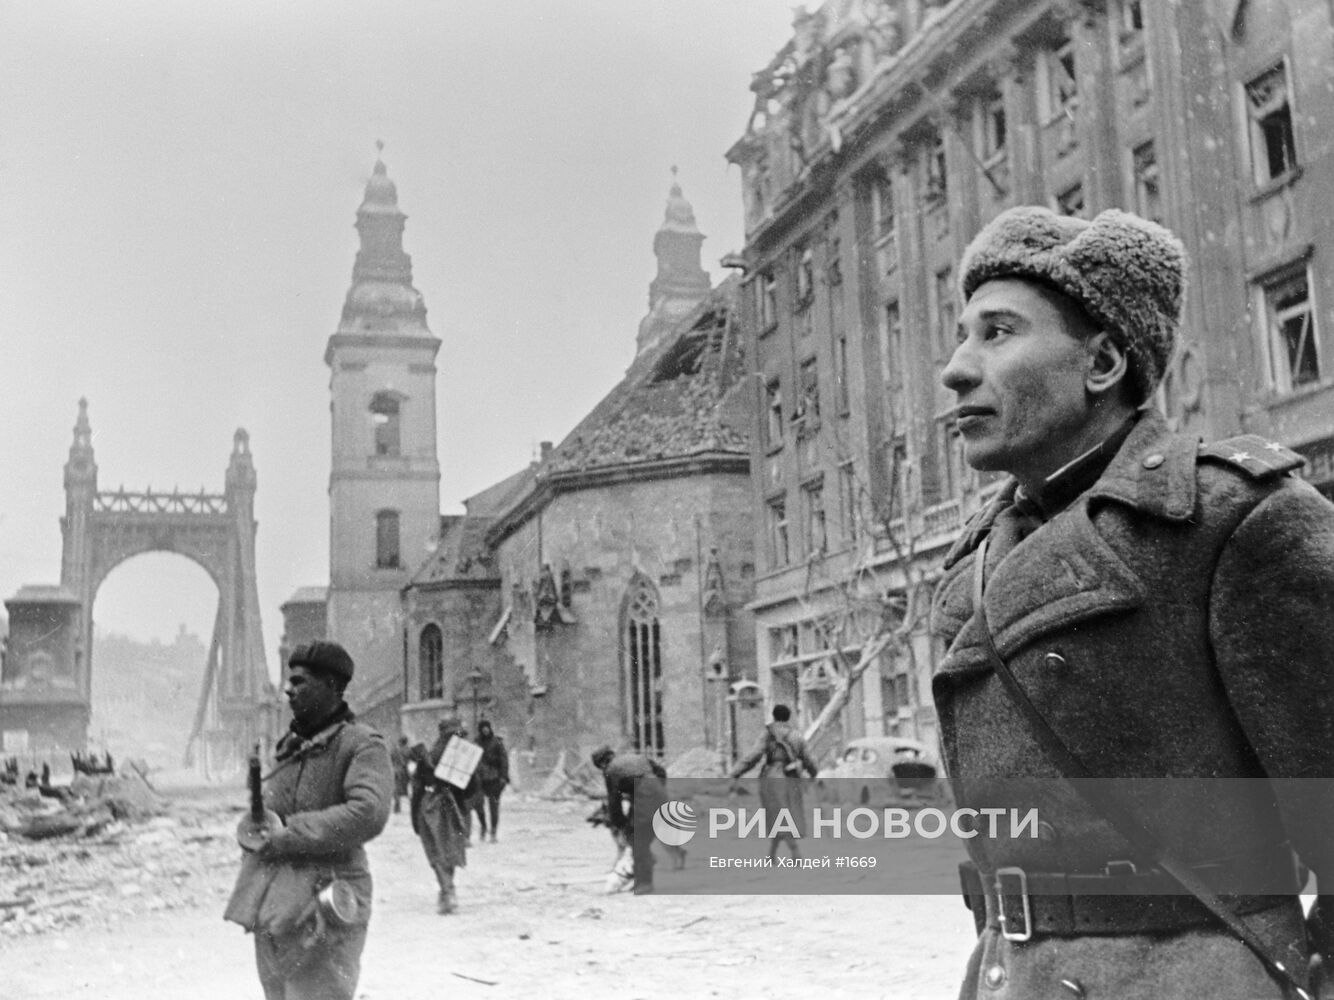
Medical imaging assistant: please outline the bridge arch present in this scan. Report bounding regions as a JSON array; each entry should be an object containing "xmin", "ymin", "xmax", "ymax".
[{"xmin": 0, "ymin": 400, "xmax": 277, "ymax": 771}]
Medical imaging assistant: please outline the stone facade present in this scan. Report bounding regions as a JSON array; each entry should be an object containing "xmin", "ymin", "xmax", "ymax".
[
  {"xmin": 486, "ymin": 468, "xmax": 759, "ymax": 769},
  {"xmin": 728, "ymin": 0, "xmax": 1334, "ymax": 759}
]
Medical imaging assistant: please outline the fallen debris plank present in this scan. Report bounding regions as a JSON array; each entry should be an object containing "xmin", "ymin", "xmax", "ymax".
[
  {"xmin": 450, "ymin": 971, "xmax": 499, "ymax": 986},
  {"xmin": 0, "ymin": 896, "xmax": 34, "ymax": 909},
  {"xmin": 677, "ymin": 916, "xmax": 708, "ymax": 930}
]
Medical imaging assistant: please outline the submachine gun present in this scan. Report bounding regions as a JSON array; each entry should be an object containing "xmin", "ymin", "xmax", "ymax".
[{"xmin": 236, "ymin": 744, "xmax": 282, "ymax": 851}]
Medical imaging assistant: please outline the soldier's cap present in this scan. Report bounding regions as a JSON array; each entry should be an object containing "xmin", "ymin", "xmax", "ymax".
[
  {"xmin": 959, "ymin": 205, "xmax": 1186, "ymax": 404},
  {"xmin": 591, "ymin": 745, "xmax": 615, "ymax": 769},
  {"xmin": 288, "ymin": 640, "xmax": 355, "ymax": 682}
]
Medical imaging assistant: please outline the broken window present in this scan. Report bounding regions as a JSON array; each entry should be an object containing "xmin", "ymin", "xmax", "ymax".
[
  {"xmin": 1260, "ymin": 268, "xmax": 1320, "ymax": 392},
  {"xmin": 757, "ymin": 270, "xmax": 778, "ymax": 330},
  {"xmin": 768, "ymin": 495, "xmax": 790, "ymax": 567},
  {"xmin": 1132, "ymin": 141, "xmax": 1161, "ymax": 223},
  {"xmin": 1245, "ymin": 62, "xmax": 1298, "ymax": 186},
  {"xmin": 765, "ymin": 377, "xmax": 784, "ymax": 449},
  {"xmin": 798, "ymin": 357, "xmax": 820, "ymax": 422},
  {"xmin": 804, "ymin": 480, "xmax": 827, "ymax": 554},
  {"xmin": 795, "ymin": 242, "xmax": 815, "ymax": 309}
]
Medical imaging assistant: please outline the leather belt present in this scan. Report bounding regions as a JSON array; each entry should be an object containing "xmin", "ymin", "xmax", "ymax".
[{"xmin": 960, "ymin": 859, "xmax": 1300, "ymax": 941}]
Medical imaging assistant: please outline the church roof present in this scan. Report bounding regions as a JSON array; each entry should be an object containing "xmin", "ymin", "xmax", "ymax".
[
  {"xmin": 543, "ymin": 275, "xmax": 748, "ymax": 476},
  {"xmin": 281, "ymin": 586, "xmax": 329, "ymax": 607},
  {"xmin": 407, "ymin": 512, "xmax": 500, "ymax": 586}
]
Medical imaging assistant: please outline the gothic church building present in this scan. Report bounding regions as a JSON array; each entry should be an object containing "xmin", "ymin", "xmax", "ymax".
[{"xmin": 284, "ymin": 160, "xmax": 758, "ymax": 769}]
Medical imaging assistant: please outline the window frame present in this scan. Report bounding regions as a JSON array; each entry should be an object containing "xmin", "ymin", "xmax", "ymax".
[
  {"xmin": 1131, "ymin": 141, "xmax": 1162, "ymax": 224},
  {"xmin": 375, "ymin": 508, "xmax": 401, "ymax": 569},
  {"xmin": 370, "ymin": 391, "xmax": 403, "ymax": 457},
  {"xmin": 768, "ymin": 495, "xmax": 791, "ymax": 567},
  {"xmin": 1256, "ymin": 263, "xmax": 1321, "ymax": 394},
  {"xmin": 1243, "ymin": 58, "xmax": 1299, "ymax": 189}
]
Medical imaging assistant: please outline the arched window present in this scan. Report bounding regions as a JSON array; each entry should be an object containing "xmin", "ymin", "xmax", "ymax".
[
  {"xmin": 624, "ymin": 575, "xmax": 664, "ymax": 756},
  {"xmin": 420, "ymin": 624, "xmax": 443, "ymax": 700},
  {"xmin": 376, "ymin": 509, "xmax": 400, "ymax": 569},
  {"xmin": 370, "ymin": 392, "xmax": 401, "ymax": 457}
]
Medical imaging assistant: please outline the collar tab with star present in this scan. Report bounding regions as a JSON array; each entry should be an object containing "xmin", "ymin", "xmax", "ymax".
[{"xmin": 1197, "ymin": 434, "xmax": 1304, "ymax": 481}]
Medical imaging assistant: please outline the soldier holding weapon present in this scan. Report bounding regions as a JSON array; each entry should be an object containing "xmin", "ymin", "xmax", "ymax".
[{"xmin": 225, "ymin": 640, "xmax": 393, "ymax": 1000}]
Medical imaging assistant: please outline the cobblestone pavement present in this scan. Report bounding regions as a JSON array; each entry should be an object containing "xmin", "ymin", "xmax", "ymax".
[{"xmin": 2, "ymin": 788, "xmax": 977, "ymax": 1000}]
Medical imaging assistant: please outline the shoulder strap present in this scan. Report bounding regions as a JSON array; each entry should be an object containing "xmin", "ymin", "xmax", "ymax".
[
  {"xmin": 1199, "ymin": 435, "xmax": 1304, "ymax": 480},
  {"xmin": 971, "ymin": 537, "xmax": 1310, "ymax": 1000}
]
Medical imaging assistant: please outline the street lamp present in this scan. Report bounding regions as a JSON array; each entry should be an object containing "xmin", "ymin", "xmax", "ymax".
[{"xmin": 465, "ymin": 667, "xmax": 487, "ymax": 732}]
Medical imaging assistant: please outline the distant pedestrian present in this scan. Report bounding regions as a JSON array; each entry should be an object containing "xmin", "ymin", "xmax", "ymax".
[
  {"xmin": 472, "ymin": 720, "xmax": 509, "ymax": 842},
  {"xmin": 389, "ymin": 736, "xmax": 410, "ymax": 814},
  {"xmin": 729, "ymin": 704, "xmax": 818, "ymax": 861},
  {"xmin": 410, "ymin": 717, "xmax": 478, "ymax": 914},
  {"xmin": 591, "ymin": 745, "xmax": 668, "ymax": 894}
]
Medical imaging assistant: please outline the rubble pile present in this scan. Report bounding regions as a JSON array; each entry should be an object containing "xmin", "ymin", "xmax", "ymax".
[{"xmin": 0, "ymin": 779, "xmax": 242, "ymax": 939}]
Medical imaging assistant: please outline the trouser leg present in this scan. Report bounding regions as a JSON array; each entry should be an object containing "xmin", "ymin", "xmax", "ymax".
[
  {"xmin": 254, "ymin": 926, "xmax": 367, "ymax": 1000},
  {"xmin": 487, "ymin": 791, "xmax": 500, "ymax": 836}
]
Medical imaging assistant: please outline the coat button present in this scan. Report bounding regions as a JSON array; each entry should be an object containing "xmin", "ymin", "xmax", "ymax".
[
  {"xmin": 1042, "ymin": 652, "xmax": 1068, "ymax": 673},
  {"xmin": 1142, "ymin": 453, "xmax": 1165, "ymax": 469},
  {"xmin": 984, "ymin": 964, "xmax": 1007, "ymax": 989}
]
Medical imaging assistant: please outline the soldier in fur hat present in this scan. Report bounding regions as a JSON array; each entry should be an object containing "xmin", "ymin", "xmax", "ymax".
[{"xmin": 931, "ymin": 205, "xmax": 1334, "ymax": 998}]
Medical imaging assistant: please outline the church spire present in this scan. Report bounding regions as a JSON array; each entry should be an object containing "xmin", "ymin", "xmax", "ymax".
[
  {"xmin": 337, "ymin": 147, "xmax": 429, "ymax": 334},
  {"xmin": 637, "ymin": 168, "xmax": 711, "ymax": 356}
]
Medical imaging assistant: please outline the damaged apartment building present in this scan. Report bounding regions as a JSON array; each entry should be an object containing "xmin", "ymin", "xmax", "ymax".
[{"xmin": 728, "ymin": 0, "xmax": 1334, "ymax": 760}]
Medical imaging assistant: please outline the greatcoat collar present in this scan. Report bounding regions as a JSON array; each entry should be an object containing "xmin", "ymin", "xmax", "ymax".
[{"xmin": 944, "ymin": 411, "xmax": 1196, "ymax": 570}]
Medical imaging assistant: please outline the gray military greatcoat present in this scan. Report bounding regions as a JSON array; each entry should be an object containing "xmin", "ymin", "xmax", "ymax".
[{"xmin": 931, "ymin": 411, "xmax": 1334, "ymax": 999}]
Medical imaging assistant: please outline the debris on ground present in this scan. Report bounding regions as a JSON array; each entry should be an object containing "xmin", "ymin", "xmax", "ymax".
[{"xmin": 0, "ymin": 774, "xmax": 240, "ymax": 938}]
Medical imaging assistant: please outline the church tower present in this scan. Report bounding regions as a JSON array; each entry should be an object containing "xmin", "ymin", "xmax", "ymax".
[
  {"xmin": 325, "ymin": 152, "xmax": 441, "ymax": 721},
  {"xmin": 636, "ymin": 170, "xmax": 711, "ymax": 356}
]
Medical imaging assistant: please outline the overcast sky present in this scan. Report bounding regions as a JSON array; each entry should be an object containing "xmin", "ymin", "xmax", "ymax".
[{"xmin": 0, "ymin": 1, "xmax": 796, "ymax": 671}]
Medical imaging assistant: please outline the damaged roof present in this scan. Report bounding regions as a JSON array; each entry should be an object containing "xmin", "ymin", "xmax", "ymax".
[{"xmin": 542, "ymin": 276, "xmax": 749, "ymax": 475}]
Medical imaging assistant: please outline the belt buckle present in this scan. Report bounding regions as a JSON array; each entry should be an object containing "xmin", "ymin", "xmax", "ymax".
[{"xmin": 995, "ymin": 867, "xmax": 1032, "ymax": 942}]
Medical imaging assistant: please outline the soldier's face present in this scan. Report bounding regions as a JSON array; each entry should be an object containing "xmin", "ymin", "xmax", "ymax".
[
  {"xmin": 285, "ymin": 665, "xmax": 339, "ymax": 728},
  {"xmin": 942, "ymin": 279, "xmax": 1099, "ymax": 487}
]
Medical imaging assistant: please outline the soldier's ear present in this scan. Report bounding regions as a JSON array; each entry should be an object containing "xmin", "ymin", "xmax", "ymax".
[{"xmin": 1085, "ymin": 331, "xmax": 1129, "ymax": 398}]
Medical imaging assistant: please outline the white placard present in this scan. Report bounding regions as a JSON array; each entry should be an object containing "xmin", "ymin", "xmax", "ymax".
[
  {"xmin": 432, "ymin": 735, "xmax": 482, "ymax": 789},
  {"xmin": 2, "ymin": 729, "xmax": 29, "ymax": 753}
]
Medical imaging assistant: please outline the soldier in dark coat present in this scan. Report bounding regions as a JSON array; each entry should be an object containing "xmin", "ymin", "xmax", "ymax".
[
  {"xmin": 410, "ymin": 716, "xmax": 477, "ymax": 914},
  {"xmin": 729, "ymin": 704, "xmax": 819, "ymax": 861},
  {"xmin": 472, "ymin": 719, "xmax": 509, "ymax": 842},
  {"xmin": 224, "ymin": 640, "xmax": 393, "ymax": 1000},
  {"xmin": 931, "ymin": 204, "xmax": 1334, "ymax": 999},
  {"xmin": 592, "ymin": 745, "xmax": 668, "ymax": 894}
]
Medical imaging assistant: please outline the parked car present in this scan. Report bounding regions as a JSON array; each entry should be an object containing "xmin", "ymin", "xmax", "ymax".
[{"xmin": 815, "ymin": 736, "xmax": 948, "ymax": 808}]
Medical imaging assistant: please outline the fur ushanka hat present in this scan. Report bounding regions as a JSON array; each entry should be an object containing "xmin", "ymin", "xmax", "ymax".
[{"xmin": 959, "ymin": 206, "xmax": 1187, "ymax": 404}]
